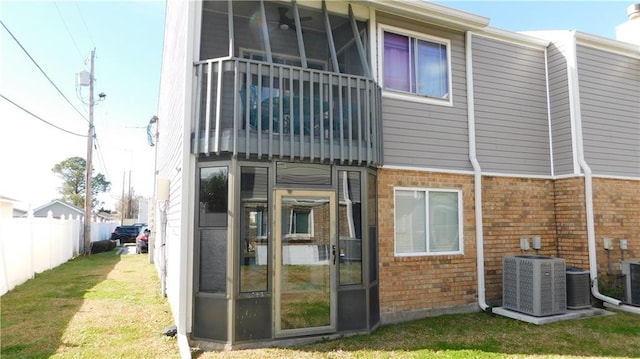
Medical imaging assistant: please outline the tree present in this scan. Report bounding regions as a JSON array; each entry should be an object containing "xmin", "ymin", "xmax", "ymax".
[
  {"xmin": 116, "ymin": 188, "xmax": 143, "ymax": 220},
  {"xmin": 201, "ymin": 170, "xmax": 228, "ymax": 213},
  {"xmin": 52, "ymin": 156, "xmax": 111, "ymax": 209}
]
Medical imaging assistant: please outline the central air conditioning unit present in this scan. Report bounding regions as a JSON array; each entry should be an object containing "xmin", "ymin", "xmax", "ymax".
[
  {"xmin": 621, "ymin": 261, "xmax": 640, "ymax": 305},
  {"xmin": 566, "ymin": 267, "xmax": 591, "ymax": 309},
  {"xmin": 503, "ymin": 255, "xmax": 567, "ymax": 316}
]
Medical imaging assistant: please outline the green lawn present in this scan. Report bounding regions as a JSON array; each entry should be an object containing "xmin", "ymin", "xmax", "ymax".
[
  {"xmin": 2, "ymin": 249, "xmax": 639, "ymax": 359},
  {"xmin": 0, "ymin": 250, "xmax": 178, "ymax": 359}
]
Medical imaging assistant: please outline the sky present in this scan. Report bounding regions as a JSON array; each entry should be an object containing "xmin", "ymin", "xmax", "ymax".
[
  {"xmin": 0, "ymin": 1, "xmax": 634, "ymax": 212},
  {"xmin": 1, "ymin": 1, "xmax": 165, "ymax": 211}
]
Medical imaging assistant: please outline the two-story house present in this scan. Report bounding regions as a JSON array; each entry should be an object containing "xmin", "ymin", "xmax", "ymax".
[{"xmin": 153, "ymin": 0, "xmax": 639, "ymax": 354}]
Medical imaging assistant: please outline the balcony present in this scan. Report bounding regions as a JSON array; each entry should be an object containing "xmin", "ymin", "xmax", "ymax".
[{"xmin": 192, "ymin": 57, "xmax": 382, "ymax": 165}]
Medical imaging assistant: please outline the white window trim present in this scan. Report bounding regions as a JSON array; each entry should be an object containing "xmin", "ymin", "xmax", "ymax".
[
  {"xmin": 378, "ymin": 24, "xmax": 453, "ymax": 107},
  {"xmin": 393, "ymin": 187, "xmax": 464, "ymax": 257},
  {"xmin": 285, "ymin": 208, "xmax": 314, "ymax": 240}
]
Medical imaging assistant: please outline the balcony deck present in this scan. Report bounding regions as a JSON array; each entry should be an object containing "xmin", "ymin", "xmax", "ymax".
[{"xmin": 193, "ymin": 57, "xmax": 382, "ymax": 165}]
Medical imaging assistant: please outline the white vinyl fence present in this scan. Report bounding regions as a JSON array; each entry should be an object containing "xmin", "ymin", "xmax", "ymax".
[{"xmin": 0, "ymin": 211, "xmax": 118, "ymax": 296}]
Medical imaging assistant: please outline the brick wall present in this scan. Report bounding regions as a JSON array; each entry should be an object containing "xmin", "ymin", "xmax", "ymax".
[
  {"xmin": 377, "ymin": 169, "xmax": 477, "ymax": 321},
  {"xmin": 554, "ymin": 177, "xmax": 589, "ymax": 268},
  {"xmin": 553, "ymin": 177, "xmax": 640, "ymax": 273},
  {"xmin": 482, "ymin": 176, "xmax": 557, "ymax": 303},
  {"xmin": 377, "ymin": 170, "xmax": 639, "ymax": 318},
  {"xmin": 593, "ymin": 178, "xmax": 640, "ymax": 274}
]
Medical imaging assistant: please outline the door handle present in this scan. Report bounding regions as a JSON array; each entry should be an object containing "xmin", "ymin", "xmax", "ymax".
[{"xmin": 332, "ymin": 245, "xmax": 336, "ymax": 265}]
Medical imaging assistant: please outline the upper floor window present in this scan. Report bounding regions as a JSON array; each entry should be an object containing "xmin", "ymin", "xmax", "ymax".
[
  {"xmin": 394, "ymin": 188, "xmax": 463, "ymax": 256},
  {"xmin": 380, "ymin": 25, "xmax": 452, "ymax": 105}
]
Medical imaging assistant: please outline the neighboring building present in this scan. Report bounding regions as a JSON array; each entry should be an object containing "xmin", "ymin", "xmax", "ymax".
[
  {"xmin": 31, "ymin": 199, "xmax": 84, "ymax": 219},
  {"xmin": 154, "ymin": 0, "xmax": 639, "ymax": 353},
  {"xmin": 12, "ymin": 207, "xmax": 27, "ymax": 218},
  {"xmin": 0, "ymin": 195, "xmax": 18, "ymax": 219}
]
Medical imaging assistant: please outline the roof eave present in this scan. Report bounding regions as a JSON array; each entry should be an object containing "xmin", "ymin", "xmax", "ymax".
[
  {"xmin": 524, "ymin": 30, "xmax": 640, "ymax": 59},
  {"xmin": 362, "ymin": 0, "xmax": 490, "ymax": 31},
  {"xmin": 576, "ymin": 31, "xmax": 640, "ymax": 59}
]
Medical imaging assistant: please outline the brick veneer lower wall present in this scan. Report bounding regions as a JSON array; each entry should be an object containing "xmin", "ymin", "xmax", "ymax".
[
  {"xmin": 377, "ymin": 169, "xmax": 477, "ymax": 323},
  {"xmin": 554, "ymin": 177, "xmax": 589, "ymax": 267},
  {"xmin": 555, "ymin": 177, "xmax": 640, "ymax": 273},
  {"xmin": 482, "ymin": 176, "xmax": 557, "ymax": 304},
  {"xmin": 592, "ymin": 178, "xmax": 640, "ymax": 273},
  {"xmin": 377, "ymin": 169, "xmax": 639, "ymax": 320}
]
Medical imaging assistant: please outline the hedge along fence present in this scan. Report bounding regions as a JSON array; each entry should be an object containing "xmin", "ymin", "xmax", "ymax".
[{"xmin": 0, "ymin": 211, "xmax": 118, "ymax": 296}]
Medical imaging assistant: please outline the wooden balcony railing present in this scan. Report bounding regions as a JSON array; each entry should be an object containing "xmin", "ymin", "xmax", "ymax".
[{"xmin": 192, "ymin": 57, "xmax": 382, "ymax": 165}]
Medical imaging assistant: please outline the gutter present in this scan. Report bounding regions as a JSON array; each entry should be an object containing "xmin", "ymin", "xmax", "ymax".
[
  {"xmin": 465, "ymin": 31, "xmax": 490, "ymax": 312},
  {"xmin": 567, "ymin": 31, "xmax": 640, "ymax": 315}
]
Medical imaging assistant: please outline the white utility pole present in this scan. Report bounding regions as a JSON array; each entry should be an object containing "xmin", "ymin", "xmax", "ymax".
[{"xmin": 84, "ymin": 48, "xmax": 96, "ymax": 255}]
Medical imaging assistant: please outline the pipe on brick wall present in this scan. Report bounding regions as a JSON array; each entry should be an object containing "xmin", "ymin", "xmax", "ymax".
[
  {"xmin": 568, "ymin": 31, "xmax": 640, "ymax": 315},
  {"xmin": 465, "ymin": 31, "xmax": 490, "ymax": 312},
  {"xmin": 578, "ymin": 146, "xmax": 640, "ymax": 315}
]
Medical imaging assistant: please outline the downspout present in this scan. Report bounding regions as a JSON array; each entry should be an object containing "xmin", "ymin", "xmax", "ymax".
[
  {"xmin": 567, "ymin": 31, "xmax": 640, "ymax": 315},
  {"xmin": 465, "ymin": 31, "xmax": 489, "ymax": 312}
]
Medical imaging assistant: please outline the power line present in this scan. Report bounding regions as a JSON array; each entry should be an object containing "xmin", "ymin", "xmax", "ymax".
[
  {"xmin": 93, "ymin": 134, "xmax": 112, "ymax": 181},
  {"xmin": 0, "ymin": 19, "xmax": 89, "ymax": 123},
  {"xmin": 54, "ymin": 2, "xmax": 85, "ymax": 62},
  {"xmin": 0, "ymin": 94, "xmax": 87, "ymax": 137},
  {"xmin": 74, "ymin": 1, "xmax": 96, "ymax": 49}
]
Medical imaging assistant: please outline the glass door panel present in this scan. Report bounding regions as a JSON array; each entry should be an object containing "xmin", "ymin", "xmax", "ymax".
[{"xmin": 274, "ymin": 190, "xmax": 336, "ymax": 336}]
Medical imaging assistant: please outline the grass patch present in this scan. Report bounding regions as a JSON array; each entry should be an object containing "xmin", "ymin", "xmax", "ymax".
[
  {"xmin": 1, "ymin": 250, "xmax": 178, "ymax": 358},
  {"xmin": 4, "ymin": 249, "xmax": 640, "ymax": 359},
  {"xmin": 197, "ymin": 311, "xmax": 640, "ymax": 358}
]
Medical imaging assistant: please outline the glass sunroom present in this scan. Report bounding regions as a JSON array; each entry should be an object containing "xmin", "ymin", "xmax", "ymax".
[{"xmin": 191, "ymin": 0, "xmax": 382, "ymax": 347}]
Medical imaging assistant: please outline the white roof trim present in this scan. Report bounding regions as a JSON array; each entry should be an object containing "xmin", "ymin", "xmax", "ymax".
[
  {"xmin": 0, "ymin": 196, "xmax": 18, "ymax": 204},
  {"xmin": 363, "ymin": 0, "xmax": 489, "ymax": 30},
  {"xmin": 474, "ymin": 27, "xmax": 550, "ymax": 50},
  {"xmin": 523, "ymin": 30, "xmax": 640, "ymax": 59},
  {"xmin": 575, "ymin": 31, "xmax": 640, "ymax": 59}
]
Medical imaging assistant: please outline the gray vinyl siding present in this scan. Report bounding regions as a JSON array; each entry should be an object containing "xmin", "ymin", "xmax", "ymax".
[
  {"xmin": 378, "ymin": 13, "xmax": 471, "ymax": 171},
  {"xmin": 576, "ymin": 45, "xmax": 640, "ymax": 178},
  {"xmin": 157, "ymin": 0, "xmax": 191, "ymax": 311},
  {"xmin": 546, "ymin": 41, "xmax": 576, "ymax": 175},
  {"xmin": 472, "ymin": 36, "xmax": 551, "ymax": 176}
]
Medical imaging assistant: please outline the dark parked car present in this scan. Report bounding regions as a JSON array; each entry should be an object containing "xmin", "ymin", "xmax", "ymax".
[
  {"xmin": 110, "ymin": 225, "xmax": 141, "ymax": 244},
  {"xmin": 136, "ymin": 227, "xmax": 150, "ymax": 254}
]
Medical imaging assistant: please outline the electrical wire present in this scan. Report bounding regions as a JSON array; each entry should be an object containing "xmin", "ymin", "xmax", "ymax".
[
  {"xmin": 54, "ymin": 1, "xmax": 85, "ymax": 61},
  {"xmin": 93, "ymin": 134, "xmax": 112, "ymax": 181},
  {"xmin": 76, "ymin": 85, "xmax": 89, "ymax": 109},
  {"xmin": 95, "ymin": 149, "xmax": 112, "ymax": 184},
  {"xmin": 0, "ymin": 94, "xmax": 87, "ymax": 137},
  {"xmin": 0, "ymin": 19, "xmax": 89, "ymax": 123},
  {"xmin": 74, "ymin": 1, "xmax": 96, "ymax": 49}
]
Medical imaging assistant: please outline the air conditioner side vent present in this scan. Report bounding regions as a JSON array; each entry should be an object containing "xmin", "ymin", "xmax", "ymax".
[{"xmin": 621, "ymin": 261, "xmax": 640, "ymax": 305}]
